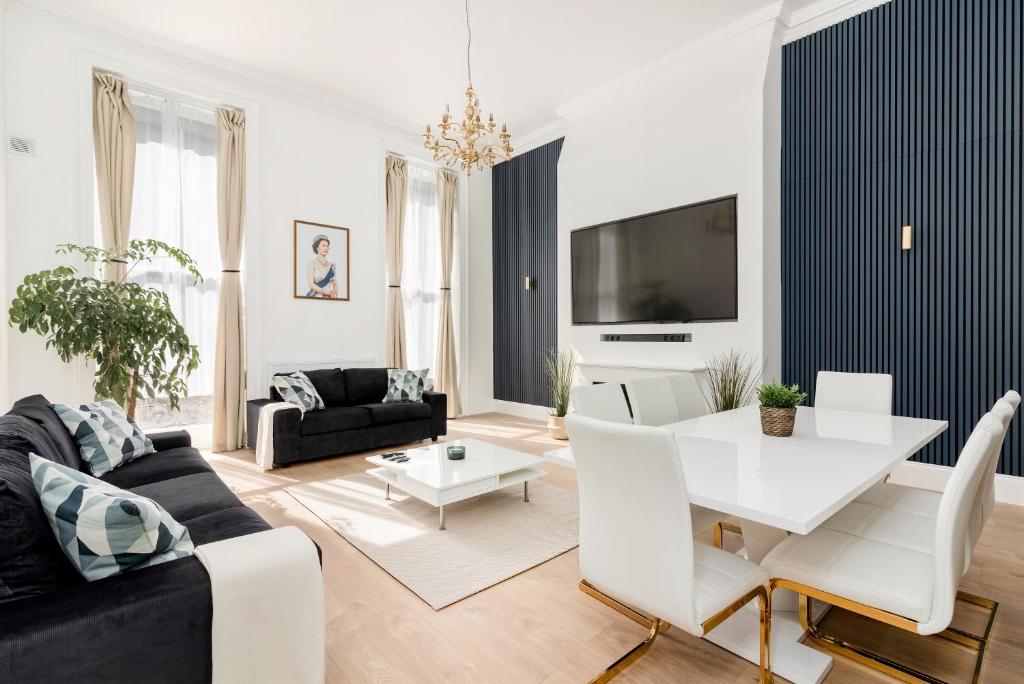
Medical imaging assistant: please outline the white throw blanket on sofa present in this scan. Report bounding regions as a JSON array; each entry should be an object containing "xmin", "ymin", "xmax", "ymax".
[
  {"xmin": 255, "ymin": 402, "xmax": 299, "ymax": 471},
  {"xmin": 195, "ymin": 526, "xmax": 324, "ymax": 684}
]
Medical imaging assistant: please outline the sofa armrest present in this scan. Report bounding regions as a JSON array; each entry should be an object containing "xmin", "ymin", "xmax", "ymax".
[
  {"xmin": 245, "ymin": 399, "xmax": 302, "ymax": 465},
  {"xmin": 0, "ymin": 556, "xmax": 213, "ymax": 682},
  {"xmin": 422, "ymin": 391, "xmax": 448, "ymax": 437},
  {"xmin": 148, "ymin": 429, "xmax": 192, "ymax": 451}
]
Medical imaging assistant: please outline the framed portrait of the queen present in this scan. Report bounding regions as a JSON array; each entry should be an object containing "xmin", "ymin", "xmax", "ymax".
[{"xmin": 293, "ymin": 220, "xmax": 350, "ymax": 301}]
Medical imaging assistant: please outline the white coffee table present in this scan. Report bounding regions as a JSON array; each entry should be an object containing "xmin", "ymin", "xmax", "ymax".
[{"xmin": 365, "ymin": 438, "xmax": 547, "ymax": 530}]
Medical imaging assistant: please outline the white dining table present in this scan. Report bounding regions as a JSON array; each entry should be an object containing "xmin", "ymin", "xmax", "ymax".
[{"xmin": 545, "ymin": 405, "xmax": 947, "ymax": 684}]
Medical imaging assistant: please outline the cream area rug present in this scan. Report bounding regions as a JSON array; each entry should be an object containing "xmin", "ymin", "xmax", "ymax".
[{"xmin": 286, "ymin": 473, "xmax": 579, "ymax": 610}]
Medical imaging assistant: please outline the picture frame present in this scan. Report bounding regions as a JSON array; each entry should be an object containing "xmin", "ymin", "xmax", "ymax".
[{"xmin": 293, "ymin": 220, "xmax": 350, "ymax": 301}]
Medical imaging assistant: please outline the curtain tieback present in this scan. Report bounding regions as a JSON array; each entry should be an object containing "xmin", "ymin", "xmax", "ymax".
[
  {"xmin": 387, "ymin": 285, "xmax": 401, "ymax": 288},
  {"xmin": 439, "ymin": 287, "xmax": 452, "ymax": 291},
  {"xmin": 222, "ymin": 269, "xmax": 241, "ymax": 273},
  {"xmin": 110, "ymin": 258, "xmax": 128, "ymax": 264}
]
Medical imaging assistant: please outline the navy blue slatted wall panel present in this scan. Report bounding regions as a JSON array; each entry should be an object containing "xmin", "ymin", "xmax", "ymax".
[
  {"xmin": 782, "ymin": 0, "xmax": 1023, "ymax": 474},
  {"xmin": 492, "ymin": 138, "xmax": 563, "ymax": 405}
]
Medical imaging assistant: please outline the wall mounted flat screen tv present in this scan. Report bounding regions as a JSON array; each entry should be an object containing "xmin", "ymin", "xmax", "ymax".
[{"xmin": 571, "ymin": 195, "xmax": 738, "ymax": 325}]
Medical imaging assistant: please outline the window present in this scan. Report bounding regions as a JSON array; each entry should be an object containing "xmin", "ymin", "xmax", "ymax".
[
  {"xmin": 402, "ymin": 164, "xmax": 441, "ymax": 372},
  {"xmin": 126, "ymin": 89, "xmax": 220, "ymax": 427}
]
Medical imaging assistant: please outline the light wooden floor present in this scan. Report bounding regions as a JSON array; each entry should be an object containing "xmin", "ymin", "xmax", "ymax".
[{"xmin": 206, "ymin": 412, "xmax": 1024, "ymax": 684}]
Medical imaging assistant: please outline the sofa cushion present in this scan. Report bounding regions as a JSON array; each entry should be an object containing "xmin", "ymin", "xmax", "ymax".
[
  {"xmin": 129, "ymin": 472, "xmax": 242, "ymax": 522},
  {"xmin": 182, "ymin": 505, "xmax": 273, "ymax": 545},
  {"xmin": 100, "ymin": 447, "xmax": 213, "ymax": 489},
  {"xmin": 0, "ymin": 446, "xmax": 82, "ymax": 603},
  {"xmin": 31, "ymin": 455, "xmax": 194, "ymax": 581},
  {"xmin": 53, "ymin": 400, "xmax": 155, "ymax": 477},
  {"xmin": 10, "ymin": 395, "xmax": 83, "ymax": 469},
  {"xmin": 303, "ymin": 368, "xmax": 349, "ymax": 407},
  {"xmin": 271, "ymin": 372, "xmax": 325, "ymax": 413},
  {"xmin": 300, "ymin": 406, "xmax": 371, "ymax": 436},
  {"xmin": 383, "ymin": 368, "xmax": 429, "ymax": 403},
  {"xmin": 344, "ymin": 368, "xmax": 388, "ymax": 405},
  {"xmin": 362, "ymin": 401, "xmax": 432, "ymax": 426}
]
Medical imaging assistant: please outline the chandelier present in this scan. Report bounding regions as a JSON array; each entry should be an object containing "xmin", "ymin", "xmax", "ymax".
[{"xmin": 423, "ymin": 0, "xmax": 512, "ymax": 174}]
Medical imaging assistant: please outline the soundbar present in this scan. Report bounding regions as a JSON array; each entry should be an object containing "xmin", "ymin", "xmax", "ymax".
[{"xmin": 600, "ymin": 333, "xmax": 692, "ymax": 343}]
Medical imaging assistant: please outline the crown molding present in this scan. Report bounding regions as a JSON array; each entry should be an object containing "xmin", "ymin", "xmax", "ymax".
[
  {"xmin": 553, "ymin": 2, "xmax": 785, "ymax": 125},
  {"xmin": 7, "ymin": 0, "xmax": 421, "ymax": 141},
  {"xmin": 782, "ymin": 0, "xmax": 893, "ymax": 43}
]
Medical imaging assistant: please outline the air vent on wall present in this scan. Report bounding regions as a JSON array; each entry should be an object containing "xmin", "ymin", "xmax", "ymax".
[{"xmin": 7, "ymin": 135, "xmax": 37, "ymax": 157}]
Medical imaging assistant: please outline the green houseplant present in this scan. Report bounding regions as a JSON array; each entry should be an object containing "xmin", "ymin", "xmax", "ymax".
[
  {"xmin": 699, "ymin": 349, "xmax": 762, "ymax": 413},
  {"xmin": 542, "ymin": 347, "xmax": 577, "ymax": 440},
  {"xmin": 8, "ymin": 240, "xmax": 202, "ymax": 419},
  {"xmin": 756, "ymin": 381, "xmax": 808, "ymax": 437}
]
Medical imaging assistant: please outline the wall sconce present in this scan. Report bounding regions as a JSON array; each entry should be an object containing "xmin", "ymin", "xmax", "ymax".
[
  {"xmin": 901, "ymin": 225, "xmax": 913, "ymax": 250},
  {"xmin": 522, "ymin": 276, "xmax": 535, "ymax": 290}
]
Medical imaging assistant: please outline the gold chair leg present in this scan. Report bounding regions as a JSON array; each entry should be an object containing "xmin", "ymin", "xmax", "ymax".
[
  {"xmin": 793, "ymin": 590, "xmax": 997, "ymax": 684},
  {"xmin": 758, "ymin": 587, "xmax": 773, "ymax": 684},
  {"xmin": 578, "ymin": 581, "xmax": 669, "ymax": 683},
  {"xmin": 712, "ymin": 520, "xmax": 743, "ymax": 549}
]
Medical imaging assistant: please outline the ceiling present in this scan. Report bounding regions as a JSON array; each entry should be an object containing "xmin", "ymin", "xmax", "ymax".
[{"xmin": 27, "ymin": 0, "xmax": 820, "ymax": 136}]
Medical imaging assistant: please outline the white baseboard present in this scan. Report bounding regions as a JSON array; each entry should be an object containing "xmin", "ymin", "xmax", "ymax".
[
  {"xmin": 492, "ymin": 400, "xmax": 552, "ymax": 422},
  {"xmin": 890, "ymin": 461, "xmax": 1024, "ymax": 506}
]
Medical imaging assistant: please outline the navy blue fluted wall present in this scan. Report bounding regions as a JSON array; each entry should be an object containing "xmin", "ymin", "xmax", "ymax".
[
  {"xmin": 782, "ymin": 0, "xmax": 1023, "ymax": 474},
  {"xmin": 492, "ymin": 138, "xmax": 563, "ymax": 405}
]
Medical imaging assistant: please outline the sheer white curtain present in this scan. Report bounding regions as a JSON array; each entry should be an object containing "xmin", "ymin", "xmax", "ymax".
[
  {"xmin": 128, "ymin": 89, "xmax": 220, "ymax": 410},
  {"xmin": 402, "ymin": 165, "xmax": 440, "ymax": 372}
]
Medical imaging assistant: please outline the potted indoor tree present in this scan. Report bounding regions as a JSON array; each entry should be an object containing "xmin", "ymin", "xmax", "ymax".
[
  {"xmin": 8, "ymin": 240, "xmax": 202, "ymax": 419},
  {"xmin": 543, "ymin": 347, "xmax": 577, "ymax": 440},
  {"xmin": 756, "ymin": 382, "xmax": 808, "ymax": 437}
]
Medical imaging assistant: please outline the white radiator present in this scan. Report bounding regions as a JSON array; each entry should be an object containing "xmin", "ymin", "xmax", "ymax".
[{"xmin": 267, "ymin": 358, "xmax": 375, "ymax": 378}]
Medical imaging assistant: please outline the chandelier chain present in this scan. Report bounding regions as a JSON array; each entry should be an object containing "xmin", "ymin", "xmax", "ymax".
[{"xmin": 465, "ymin": 0, "xmax": 472, "ymax": 86}]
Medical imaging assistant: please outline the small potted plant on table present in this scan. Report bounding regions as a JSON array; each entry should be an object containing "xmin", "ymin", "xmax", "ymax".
[{"xmin": 757, "ymin": 382, "xmax": 808, "ymax": 437}]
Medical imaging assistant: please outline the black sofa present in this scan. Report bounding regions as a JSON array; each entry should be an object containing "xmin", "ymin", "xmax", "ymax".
[
  {"xmin": 246, "ymin": 367, "xmax": 447, "ymax": 467},
  {"xmin": 0, "ymin": 394, "xmax": 275, "ymax": 683}
]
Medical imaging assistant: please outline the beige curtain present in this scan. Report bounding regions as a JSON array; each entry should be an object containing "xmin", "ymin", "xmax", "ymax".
[
  {"xmin": 213, "ymin": 108, "xmax": 247, "ymax": 452},
  {"xmin": 385, "ymin": 155, "xmax": 408, "ymax": 368},
  {"xmin": 435, "ymin": 170, "xmax": 461, "ymax": 417},
  {"xmin": 92, "ymin": 72, "xmax": 136, "ymax": 281}
]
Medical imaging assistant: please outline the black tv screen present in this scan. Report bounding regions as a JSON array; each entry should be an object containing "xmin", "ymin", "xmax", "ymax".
[{"xmin": 571, "ymin": 196, "xmax": 738, "ymax": 325}]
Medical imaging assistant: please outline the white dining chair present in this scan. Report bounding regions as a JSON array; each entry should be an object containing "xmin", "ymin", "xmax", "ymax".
[
  {"xmin": 762, "ymin": 411, "xmax": 1004, "ymax": 683},
  {"xmin": 624, "ymin": 376, "xmax": 680, "ymax": 426},
  {"xmin": 666, "ymin": 373, "xmax": 708, "ymax": 421},
  {"xmin": 566, "ymin": 415, "xmax": 772, "ymax": 683},
  {"xmin": 570, "ymin": 383, "xmax": 632, "ymax": 425},
  {"xmin": 572, "ymin": 382, "xmax": 723, "ymax": 538},
  {"xmin": 855, "ymin": 391, "xmax": 1018, "ymax": 565},
  {"xmin": 814, "ymin": 371, "xmax": 893, "ymax": 414}
]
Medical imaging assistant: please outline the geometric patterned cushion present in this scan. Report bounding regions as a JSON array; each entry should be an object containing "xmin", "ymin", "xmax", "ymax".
[
  {"xmin": 271, "ymin": 371, "xmax": 325, "ymax": 413},
  {"xmin": 29, "ymin": 453, "xmax": 194, "ymax": 581},
  {"xmin": 52, "ymin": 399, "xmax": 155, "ymax": 477},
  {"xmin": 383, "ymin": 368, "xmax": 429, "ymax": 403}
]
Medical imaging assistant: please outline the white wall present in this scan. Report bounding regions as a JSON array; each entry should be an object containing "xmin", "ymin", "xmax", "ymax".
[
  {"xmin": 0, "ymin": 3, "xmax": 8, "ymax": 410},
  {"xmin": 464, "ymin": 168, "xmax": 494, "ymax": 415},
  {"xmin": 556, "ymin": 20, "xmax": 783, "ymax": 380},
  {"xmin": 2, "ymin": 5, "xmax": 446, "ymax": 408}
]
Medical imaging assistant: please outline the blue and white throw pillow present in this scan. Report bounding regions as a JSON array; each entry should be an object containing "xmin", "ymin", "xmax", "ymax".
[
  {"xmin": 383, "ymin": 368, "xmax": 429, "ymax": 403},
  {"xmin": 30, "ymin": 454, "xmax": 194, "ymax": 581},
  {"xmin": 271, "ymin": 371, "xmax": 325, "ymax": 413},
  {"xmin": 53, "ymin": 399, "xmax": 155, "ymax": 477}
]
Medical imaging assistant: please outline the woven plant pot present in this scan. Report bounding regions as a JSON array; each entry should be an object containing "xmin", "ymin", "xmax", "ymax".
[{"xmin": 760, "ymin": 406, "xmax": 796, "ymax": 437}]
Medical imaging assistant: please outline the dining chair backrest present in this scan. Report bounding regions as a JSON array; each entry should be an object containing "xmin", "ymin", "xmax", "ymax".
[
  {"xmin": 969, "ymin": 393, "xmax": 1019, "ymax": 552},
  {"xmin": 815, "ymin": 371, "xmax": 893, "ymax": 415},
  {"xmin": 624, "ymin": 376, "xmax": 680, "ymax": 426},
  {"xmin": 666, "ymin": 373, "xmax": 708, "ymax": 422},
  {"xmin": 566, "ymin": 415, "xmax": 700, "ymax": 634},
  {"xmin": 570, "ymin": 383, "xmax": 633, "ymax": 425},
  {"xmin": 920, "ymin": 412, "xmax": 1002, "ymax": 635}
]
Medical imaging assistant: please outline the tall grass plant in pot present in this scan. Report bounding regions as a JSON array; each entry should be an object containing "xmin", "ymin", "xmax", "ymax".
[
  {"xmin": 543, "ymin": 347, "xmax": 577, "ymax": 439},
  {"xmin": 699, "ymin": 349, "xmax": 762, "ymax": 413}
]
